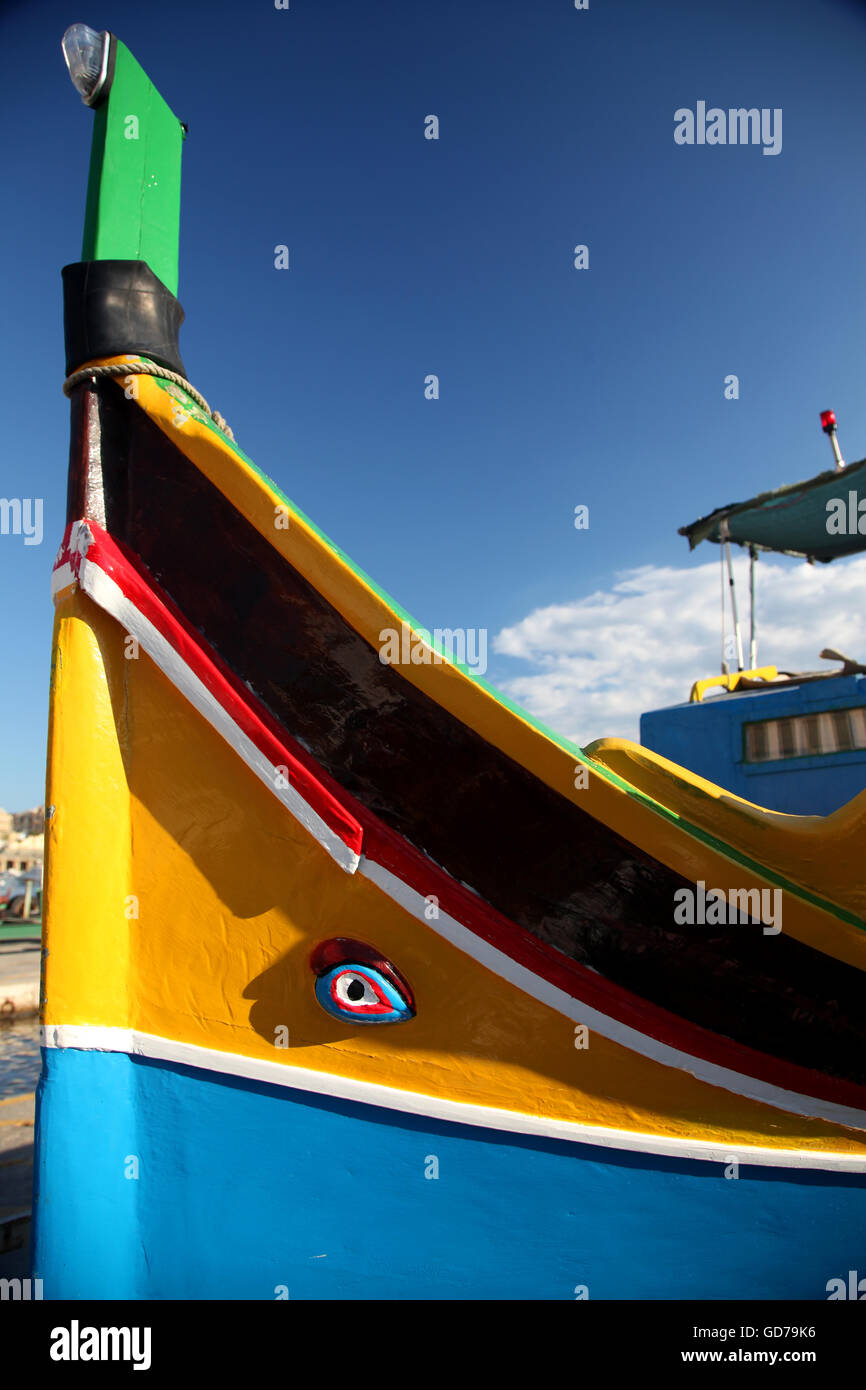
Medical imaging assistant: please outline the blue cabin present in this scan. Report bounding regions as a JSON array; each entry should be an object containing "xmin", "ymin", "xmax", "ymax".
[{"xmin": 641, "ymin": 672, "xmax": 866, "ymax": 815}]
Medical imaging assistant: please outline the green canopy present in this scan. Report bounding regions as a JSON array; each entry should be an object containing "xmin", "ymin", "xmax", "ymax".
[{"xmin": 679, "ymin": 456, "xmax": 866, "ymax": 562}]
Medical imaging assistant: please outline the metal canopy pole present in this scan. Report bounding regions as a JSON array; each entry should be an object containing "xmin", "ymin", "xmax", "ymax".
[
  {"xmin": 748, "ymin": 544, "xmax": 758, "ymax": 669},
  {"xmin": 720, "ymin": 543, "xmax": 728, "ymax": 674},
  {"xmin": 720, "ymin": 519, "xmax": 744, "ymax": 672}
]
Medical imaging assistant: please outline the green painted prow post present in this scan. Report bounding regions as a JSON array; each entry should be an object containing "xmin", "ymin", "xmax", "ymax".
[{"xmin": 62, "ymin": 23, "xmax": 185, "ymax": 295}]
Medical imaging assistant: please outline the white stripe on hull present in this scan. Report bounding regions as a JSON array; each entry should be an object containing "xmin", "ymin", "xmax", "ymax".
[{"xmin": 41, "ymin": 1023, "xmax": 866, "ymax": 1172}]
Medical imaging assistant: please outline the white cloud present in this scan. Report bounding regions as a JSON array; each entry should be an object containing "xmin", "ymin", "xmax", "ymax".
[{"xmin": 492, "ymin": 554, "xmax": 866, "ymax": 746}]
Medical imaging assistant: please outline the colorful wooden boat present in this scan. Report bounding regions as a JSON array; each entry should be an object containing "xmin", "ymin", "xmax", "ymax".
[{"xmin": 34, "ymin": 25, "xmax": 866, "ymax": 1300}]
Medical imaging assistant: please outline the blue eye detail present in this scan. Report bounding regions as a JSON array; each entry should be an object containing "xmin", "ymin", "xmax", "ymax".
[{"xmin": 310, "ymin": 938, "xmax": 415, "ymax": 1025}]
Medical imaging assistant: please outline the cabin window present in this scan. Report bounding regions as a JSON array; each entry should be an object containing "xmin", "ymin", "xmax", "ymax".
[
  {"xmin": 802, "ymin": 714, "xmax": 822, "ymax": 755},
  {"xmin": 743, "ymin": 707, "xmax": 866, "ymax": 762}
]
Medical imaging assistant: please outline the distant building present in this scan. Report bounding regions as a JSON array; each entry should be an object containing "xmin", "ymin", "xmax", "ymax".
[
  {"xmin": 0, "ymin": 833, "xmax": 43, "ymax": 873},
  {"xmin": 13, "ymin": 805, "xmax": 44, "ymax": 836},
  {"xmin": 0, "ymin": 807, "xmax": 45, "ymax": 872}
]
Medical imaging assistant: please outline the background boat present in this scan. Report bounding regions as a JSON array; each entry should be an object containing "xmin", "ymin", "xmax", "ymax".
[{"xmin": 637, "ymin": 442, "xmax": 866, "ymax": 814}]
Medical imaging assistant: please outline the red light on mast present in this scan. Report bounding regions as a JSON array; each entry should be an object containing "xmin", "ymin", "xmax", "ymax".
[{"xmin": 819, "ymin": 409, "xmax": 845, "ymax": 469}]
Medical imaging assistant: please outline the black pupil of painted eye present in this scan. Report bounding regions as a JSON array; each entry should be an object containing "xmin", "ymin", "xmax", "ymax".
[{"xmin": 346, "ymin": 979, "xmax": 365, "ymax": 1002}]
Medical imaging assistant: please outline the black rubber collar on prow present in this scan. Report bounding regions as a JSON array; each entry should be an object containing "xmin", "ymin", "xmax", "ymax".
[{"xmin": 62, "ymin": 260, "xmax": 187, "ymax": 379}]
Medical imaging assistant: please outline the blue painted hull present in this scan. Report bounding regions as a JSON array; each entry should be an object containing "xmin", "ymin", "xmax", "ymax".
[{"xmin": 32, "ymin": 1047, "xmax": 866, "ymax": 1299}]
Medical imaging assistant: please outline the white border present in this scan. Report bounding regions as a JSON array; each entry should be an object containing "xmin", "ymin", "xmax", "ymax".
[
  {"xmin": 41, "ymin": 1024, "xmax": 866, "ymax": 1172},
  {"xmin": 51, "ymin": 561, "xmax": 77, "ymax": 598}
]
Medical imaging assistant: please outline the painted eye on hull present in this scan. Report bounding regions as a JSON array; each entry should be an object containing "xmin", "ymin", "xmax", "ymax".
[
  {"xmin": 310, "ymin": 937, "xmax": 415, "ymax": 1024},
  {"xmin": 317, "ymin": 965, "xmax": 413, "ymax": 1023}
]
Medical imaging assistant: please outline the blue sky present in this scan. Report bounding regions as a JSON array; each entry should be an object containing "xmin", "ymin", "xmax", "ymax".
[{"xmin": 2, "ymin": 0, "xmax": 866, "ymax": 810}]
